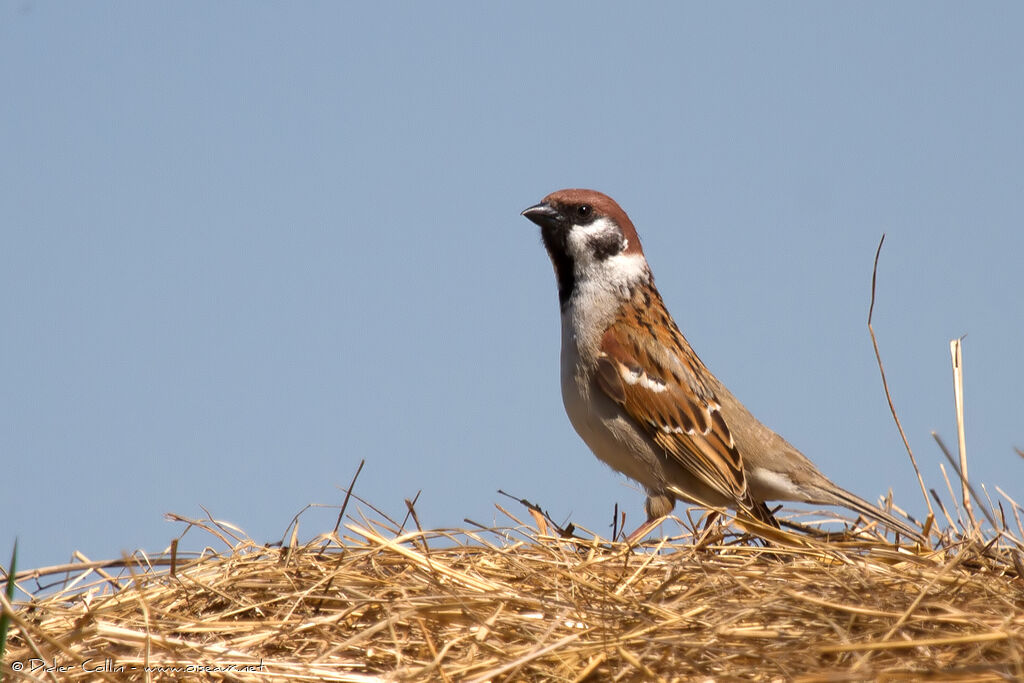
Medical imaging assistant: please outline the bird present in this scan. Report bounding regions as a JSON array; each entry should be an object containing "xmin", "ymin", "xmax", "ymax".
[{"xmin": 521, "ymin": 188, "xmax": 922, "ymax": 543}]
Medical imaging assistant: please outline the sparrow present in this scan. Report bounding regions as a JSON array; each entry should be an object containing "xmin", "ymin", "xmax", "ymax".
[{"xmin": 522, "ymin": 188, "xmax": 921, "ymax": 542}]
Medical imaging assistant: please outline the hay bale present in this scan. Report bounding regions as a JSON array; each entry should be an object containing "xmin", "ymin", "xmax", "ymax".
[{"xmin": 3, "ymin": 501, "xmax": 1023, "ymax": 681}]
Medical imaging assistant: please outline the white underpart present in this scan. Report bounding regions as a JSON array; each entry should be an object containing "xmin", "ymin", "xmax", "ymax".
[{"xmin": 746, "ymin": 468, "xmax": 805, "ymax": 500}]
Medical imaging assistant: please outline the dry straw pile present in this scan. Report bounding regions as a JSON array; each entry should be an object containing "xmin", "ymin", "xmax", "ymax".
[{"xmin": 2, "ymin": 485, "xmax": 1023, "ymax": 681}]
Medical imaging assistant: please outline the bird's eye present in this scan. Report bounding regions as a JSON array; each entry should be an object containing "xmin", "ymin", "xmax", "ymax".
[{"xmin": 577, "ymin": 205, "xmax": 592, "ymax": 218}]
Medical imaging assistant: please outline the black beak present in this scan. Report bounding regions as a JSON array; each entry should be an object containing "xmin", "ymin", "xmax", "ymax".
[{"xmin": 521, "ymin": 202, "xmax": 564, "ymax": 231}]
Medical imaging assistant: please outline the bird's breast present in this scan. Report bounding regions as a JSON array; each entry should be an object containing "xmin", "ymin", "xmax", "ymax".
[{"xmin": 557, "ymin": 316, "xmax": 663, "ymax": 489}]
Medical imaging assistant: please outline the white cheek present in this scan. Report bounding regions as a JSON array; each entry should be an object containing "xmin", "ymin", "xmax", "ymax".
[
  {"xmin": 600, "ymin": 252, "xmax": 648, "ymax": 285},
  {"xmin": 567, "ymin": 218, "xmax": 646, "ymax": 276},
  {"xmin": 566, "ymin": 217, "xmax": 617, "ymax": 264},
  {"xmin": 580, "ymin": 216, "xmax": 616, "ymax": 237}
]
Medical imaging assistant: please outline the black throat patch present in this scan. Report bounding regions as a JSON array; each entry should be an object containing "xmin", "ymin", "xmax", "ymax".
[{"xmin": 540, "ymin": 225, "xmax": 576, "ymax": 309}]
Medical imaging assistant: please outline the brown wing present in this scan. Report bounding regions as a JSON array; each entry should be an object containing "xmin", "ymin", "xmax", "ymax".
[{"xmin": 595, "ymin": 296, "xmax": 750, "ymax": 507}]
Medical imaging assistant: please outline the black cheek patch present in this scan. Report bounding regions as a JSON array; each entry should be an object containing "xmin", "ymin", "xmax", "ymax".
[{"xmin": 589, "ymin": 232, "xmax": 625, "ymax": 261}]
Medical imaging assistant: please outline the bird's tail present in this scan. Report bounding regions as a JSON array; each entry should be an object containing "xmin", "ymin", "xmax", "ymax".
[{"xmin": 822, "ymin": 487, "xmax": 924, "ymax": 543}]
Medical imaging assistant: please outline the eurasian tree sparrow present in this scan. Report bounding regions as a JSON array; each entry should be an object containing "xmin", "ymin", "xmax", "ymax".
[{"xmin": 522, "ymin": 189, "xmax": 921, "ymax": 542}]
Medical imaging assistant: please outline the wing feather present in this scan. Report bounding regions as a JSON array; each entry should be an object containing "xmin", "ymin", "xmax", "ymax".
[{"xmin": 597, "ymin": 305, "xmax": 750, "ymax": 506}]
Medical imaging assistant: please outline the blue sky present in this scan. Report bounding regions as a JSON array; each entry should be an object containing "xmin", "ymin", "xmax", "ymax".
[{"xmin": 3, "ymin": 3, "xmax": 1022, "ymax": 573}]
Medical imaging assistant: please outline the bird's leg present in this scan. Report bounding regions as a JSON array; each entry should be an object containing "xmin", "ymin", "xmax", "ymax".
[
  {"xmin": 624, "ymin": 515, "xmax": 667, "ymax": 545},
  {"xmin": 624, "ymin": 492, "xmax": 675, "ymax": 544}
]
